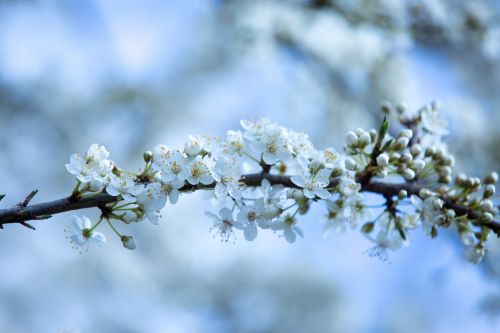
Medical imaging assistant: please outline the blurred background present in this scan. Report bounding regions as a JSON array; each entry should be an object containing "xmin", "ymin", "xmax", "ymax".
[{"xmin": 0, "ymin": 0, "xmax": 500, "ymax": 332}]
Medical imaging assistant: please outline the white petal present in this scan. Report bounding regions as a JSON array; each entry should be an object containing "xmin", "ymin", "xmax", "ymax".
[
  {"xmin": 219, "ymin": 208, "xmax": 233, "ymax": 221},
  {"xmin": 315, "ymin": 189, "xmax": 331, "ymax": 200},
  {"xmin": 284, "ymin": 227, "xmax": 296, "ymax": 243},
  {"xmin": 244, "ymin": 225, "xmax": 258, "ymax": 241},
  {"xmin": 106, "ymin": 186, "xmax": 121, "ymax": 197},
  {"xmin": 91, "ymin": 232, "xmax": 106, "ymax": 244},
  {"xmin": 169, "ymin": 189, "xmax": 180, "ymax": 204},
  {"xmin": 291, "ymin": 176, "xmax": 306, "ymax": 188}
]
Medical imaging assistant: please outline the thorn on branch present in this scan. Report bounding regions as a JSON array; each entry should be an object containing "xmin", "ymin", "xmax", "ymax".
[
  {"xmin": 18, "ymin": 189, "xmax": 38, "ymax": 208},
  {"xmin": 20, "ymin": 222, "xmax": 36, "ymax": 230}
]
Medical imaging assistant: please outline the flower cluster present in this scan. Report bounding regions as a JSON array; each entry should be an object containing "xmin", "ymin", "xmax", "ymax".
[{"xmin": 63, "ymin": 108, "xmax": 498, "ymax": 264}]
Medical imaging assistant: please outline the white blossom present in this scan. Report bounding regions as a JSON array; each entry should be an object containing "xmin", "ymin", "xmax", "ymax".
[
  {"xmin": 421, "ymin": 106, "xmax": 449, "ymax": 136},
  {"xmin": 240, "ymin": 117, "xmax": 275, "ymax": 141},
  {"xmin": 106, "ymin": 174, "xmax": 144, "ymax": 202},
  {"xmin": 339, "ymin": 177, "xmax": 361, "ymax": 197},
  {"xmin": 66, "ymin": 144, "xmax": 113, "ymax": 184},
  {"xmin": 67, "ymin": 215, "xmax": 105, "ymax": 251},
  {"xmin": 212, "ymin": 156, "xmax": 243, "ymax": 200},
  {"xmin": 224, "ymin": 130, "xmax": 245, "ymax": 155},
  {"xmin": 187, "ymin": 156, "xmax": 213, "ymax": 185},
  {"xmin": 411, "ymin": 195, "xmax": 444, "ymax": 235},
  {"xmin": 251, "ymin": 126, "xmax": 292, "ymax": 165},
  {"xmin": 291, "ymin": 168, "xmax": 331, "ymax": 199},
  {"xmin": 205, "ymin": 208, "xmax": 243, "ymax": 242},
  {"xmin": 271, "ymin": 215, "xmax": 303, "ymax": 243},
  {"xmin": 159, "ymin": 150, "xmax": 190, "ymax": 183}
]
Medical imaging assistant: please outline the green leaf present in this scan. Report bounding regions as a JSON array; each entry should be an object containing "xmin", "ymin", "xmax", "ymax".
[{"xmin": 378, "ymin": 116, "xmax": 389, "ymax": 141}]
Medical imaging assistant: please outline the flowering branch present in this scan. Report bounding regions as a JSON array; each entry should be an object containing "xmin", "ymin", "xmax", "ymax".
[
  {"xmin": 0, "ymin": 103, "xmax": 498, "ymax": 263},
  {"xmin": 1, "ymin": 175, "xmax": 498, "ymax": 234}
]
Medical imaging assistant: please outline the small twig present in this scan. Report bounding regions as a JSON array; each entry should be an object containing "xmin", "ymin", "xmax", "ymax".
[
  {"xmin": 18, "ymin": 189, "xmax": 38, "ymax": 208},
  {"xmin": 0, "ymin": 194, "xmax": 5, "ymax": 203}
]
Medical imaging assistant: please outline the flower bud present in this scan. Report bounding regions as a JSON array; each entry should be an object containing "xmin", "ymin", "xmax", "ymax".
[
  {"xmin": 381, "ymin": 101, "xmax": 392, "ymax": 114},
  {"xmin": 369, "ymin": 129, "xmax": 377, "ymax": 143},
  {"xmin": 432, "ymin": 198, "xmax": 443, "ymax": 210},
  {"xmin": 398, "ymin": 190, "xmax": 407, "ymax": 200},
  {"xmin": 485, "ymin": 172, "xmax": 498, "ymax": 185},
  {"xmin": 396, "ymin": 102, "xmax": 407, "ymax": 114},
  {"xmin": 419, "ymin": 189, "xmax": 433, "ymax": 198},
  {"xmin": 402, "ymin": 168, "xmax": 415, "ymax": 180},
  {"xmin": 376, "ymin": 153, "xmax": 389, "ymax": 167},
  {"xmin": 184, "ymin": 135, "xmax": 202, "ymax": 157},
  {"xmin": 358, "ymin": 132, "xmax": 371, "ymax": 146},
  {"xmin": 121, "ymin": 236, "xmax": 137, "ymax": 250},
  {"xmin": 479, "ymin": 212, "xmax": 493, "ymax": 223},
  {"xmin": 400, "ymin": 153, "xmax": 413, "ymax": 163},
  {"xmin": 443, "ymin": 155, "xmax": 455, "ymax": 167},
  {"xmin": 411, "ymin": 160, "xmax": 425, "ymax": 172},
  {"xmin": 480, "ymin": 200, "xmax": 493, "ymax": 212},
  {"xmin": 389, "ymin": 152, "xmax": 401, "ymax": 163},
  {"xmin": 438, "ymin": 166, "xmax": 451, "ymax": 177},
  {"xmin": 345, "ymin": 131, "xmax": 358, "ymax": 146},
  {"xmin": 484, "ymin": 184, "xmax": 495, "ymax": 198},
  {"xmin": 395, "ymin": 137, "xmax": 409, "ymax": 149},
  {"xmin": 122, "ymin": 211, "xmax": 139, "ymax": 224},
  {"xmin": 410, "ymin": 144, "xmax": 422, "ymax": 157},
  {"xmin": 143, "ymin": 151, "xmax": 153, "ymax": 163},
  {"xmin": 400, "ymin": 129, "xmax": 413, "ymax": 139},
  {"xmin": 439, "ymin": 175, "xmax": 452, "ymax": 184},
  {"xmin": 425, "ymin": 147, "xmax": 436, "ymax": 157},
  {"xmin": 456, "ymin": 173, "xmax": 467, "ymax": 186},
  {"xmin": 345, "ymin": 157, "xmax": 357, "ymax": 171}
]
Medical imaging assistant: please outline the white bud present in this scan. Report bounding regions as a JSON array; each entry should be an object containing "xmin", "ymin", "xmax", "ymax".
[
  {"xmin": 345, "ymin": 157, "xmax": 357, "ymax": 171},
  {"xmin": 396, "ymin": 137, "xmax": 409, "ymax": 148},
  {"xmin": 432, "ymin": 198, "xmax": 443, "ymax": 210},
  {"xmin": 358, "ymin": 132, "xmax": 371, "ymax": 146},
  {"xmin": 485, "ymin": 172, "xmax": 498, "ymax": 184},
  {"xmin": 121, "ymin": 236, "xmax": 137, "ymax": 250},
  {"xmin": 400, "ymin": 129, "xmax": 413, "ymax": 139},
  {"xmin": 122, "ymin": 211, "xmax": 139, "ymax": 224},
  {"xmin": 438, "ymin": 166, "xmax": 452, "ymax": 177},
  {"xmin": 400, "ymin": 153, "xmax": 413, "ymax": 163},
  {"xmin": 484, "ymin": 184, "xmax": 495, "ymax": 198},
  {"xmin": 402, "ymin": 168, "xmax": 415, "ymax": 180},
  {"xmin": 411, "ymin": 160, "xmax": 426, "ymax": 172},
  {"xmin": 376, "ymin": 153, "xmax": 389, "ymax": 167},
  {"xmin": 410, "ymin": 144, "xmax": 422, "ymax": 157},
  {"xmin": 184, "ymin": 135, "xmax": 202, "ymax": 157},
  {"xmin": 345, "ymin": 131, "xmax": 358, "ymax": 146},
  {"xmin": 480, "ymin": 200, "xmax": 493, "ymax": 212}
]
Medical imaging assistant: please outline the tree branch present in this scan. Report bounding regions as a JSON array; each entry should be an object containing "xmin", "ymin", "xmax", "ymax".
[{"xmin": 0, "ymin": 173, "xmax": 498, "ymax": 236}]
